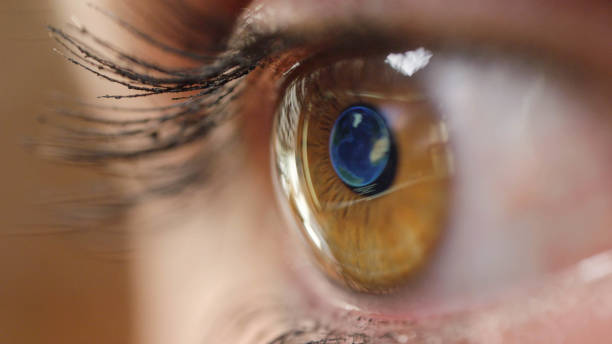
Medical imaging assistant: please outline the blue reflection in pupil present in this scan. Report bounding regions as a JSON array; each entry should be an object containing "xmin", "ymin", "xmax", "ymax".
[{"xmin": 329, "ymin": 105, "xmax": 395, "ymax": 195}]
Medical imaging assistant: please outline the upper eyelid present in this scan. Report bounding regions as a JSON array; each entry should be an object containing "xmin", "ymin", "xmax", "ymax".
[{"xmin": 233, "ymin": 0, "xmax": 612, "ymax": 78}]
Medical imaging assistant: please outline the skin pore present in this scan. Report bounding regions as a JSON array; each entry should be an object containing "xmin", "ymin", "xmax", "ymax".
[{"xmin": 2, "ymin": 0, "xmax": 612, "ymax": 343}]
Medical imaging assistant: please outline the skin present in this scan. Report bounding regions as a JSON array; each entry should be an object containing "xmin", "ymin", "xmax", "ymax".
[{"xmin": 1, "ymin": 0, "xmax": 611, "ymax": 343}]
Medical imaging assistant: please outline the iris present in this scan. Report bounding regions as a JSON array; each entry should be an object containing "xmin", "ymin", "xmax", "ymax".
[
  {"xmin": 329, "ymin": 105, "xmax": 397, "ymax": 196},
  {"xmin": 274, "ymin": 57, "xmax": 451, "ymax": 292}
]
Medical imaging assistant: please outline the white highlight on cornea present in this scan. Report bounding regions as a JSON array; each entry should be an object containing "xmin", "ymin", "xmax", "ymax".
[
  {"xmin": 385, "ymin": 47, "xmax": 433, "ymax": 76},
  {"xmin": 352, "ymin": 113, "xmax": 363, "ymax": 128},
  {"xmin": 369, "ymin": 136, "xmax": 390, "ymax": 163}
]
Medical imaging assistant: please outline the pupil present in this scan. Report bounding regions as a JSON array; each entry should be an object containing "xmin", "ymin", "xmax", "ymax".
[{"xmin": 329, "ymin": 105, "xmax": 397, "ymax": 196}]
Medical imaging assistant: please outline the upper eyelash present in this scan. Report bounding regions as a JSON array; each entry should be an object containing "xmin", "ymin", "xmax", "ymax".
[
  {"xmin": 28, "ymin": 5, "xmax": 284, "ymax": 233},
  {"xmin": 39, "ymin": 5, "xmax": 274, "ymax": 163}
]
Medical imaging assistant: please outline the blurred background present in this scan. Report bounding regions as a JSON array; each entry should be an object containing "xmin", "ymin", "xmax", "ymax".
[{"xmin": 0, "ymin": 1, "xmax": 132, "ymax": 343}]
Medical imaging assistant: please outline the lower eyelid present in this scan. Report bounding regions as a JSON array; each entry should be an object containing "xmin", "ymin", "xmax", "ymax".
[{"xmin": 281, "ymin": 249, "xmax": 612, "ymax": 343}]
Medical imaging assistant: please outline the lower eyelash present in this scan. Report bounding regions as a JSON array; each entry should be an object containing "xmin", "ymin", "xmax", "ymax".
[{"xmin": 267, "ymin": 315, "xmax": 421, "ymax": 344}]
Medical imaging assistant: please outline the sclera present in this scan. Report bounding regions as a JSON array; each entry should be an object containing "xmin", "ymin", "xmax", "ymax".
[{"xmin": 273, "ymin": 57, "xmax": 453, "ymax": 293}]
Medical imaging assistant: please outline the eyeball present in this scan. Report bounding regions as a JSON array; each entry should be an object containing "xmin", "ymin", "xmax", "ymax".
[{"xmin": 272, "ymin": 53, "xmax": 453, "ymax": 293}]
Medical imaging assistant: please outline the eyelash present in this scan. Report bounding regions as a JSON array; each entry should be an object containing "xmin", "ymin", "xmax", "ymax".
[
  {"xmin": 23, "ymin": 4, "xmax": 303, "ymax": 235},
  {"xmin": 39, "ymin": 6, "xmax": 278, "ymax": 201}
]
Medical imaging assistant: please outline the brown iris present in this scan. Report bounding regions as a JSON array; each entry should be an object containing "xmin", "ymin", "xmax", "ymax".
[{"xmin": 273, "ymin": 54, "xmax": 453, "ymax": 293}]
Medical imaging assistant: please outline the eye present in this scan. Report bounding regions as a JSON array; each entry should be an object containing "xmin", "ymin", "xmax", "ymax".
[
  {"xmin": 272, "ymin": 46, "xmax": 612, "ymax": 310},
  {"xmin": 273, "ymin": 51, "xmax": 452, "ymax": 293}
]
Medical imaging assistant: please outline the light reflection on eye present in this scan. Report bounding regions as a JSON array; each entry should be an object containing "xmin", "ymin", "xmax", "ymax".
[
  {"xmin": 273, "ymin": 46, "xmax": 612, "ymax": 312},
  {"xmin": 384, "ymin": 48, "xmax": 433, "ymax": 77}
]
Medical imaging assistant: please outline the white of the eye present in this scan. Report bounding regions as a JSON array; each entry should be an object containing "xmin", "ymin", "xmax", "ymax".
[{"xmin": 384, "ymin": 47, "xmax": 433, "ymax": 76}]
